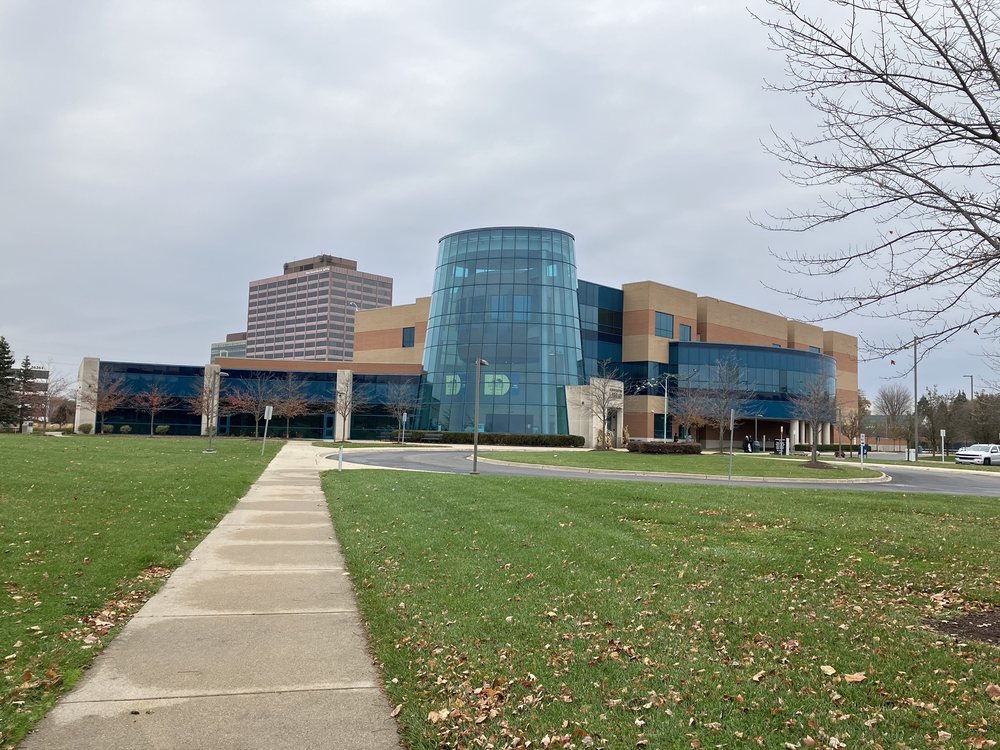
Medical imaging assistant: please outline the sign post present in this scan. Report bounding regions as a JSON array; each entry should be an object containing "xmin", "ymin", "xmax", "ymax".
[
  {"xmin": 401, "ymin": 412, "xmax": 408, "ymax": 444},
  {"xmin": 860, "ymin": 432, "xmax": 866, "ymax": 470},
  {"xmin": 940, "ymin": 428, "xmax": 946, "ymax": 463},
  {"xmin": 261, "ymin": 404, "xmax": 273, "ymax": 457},
  {"xmin": 727, "ymin": 409, "xmax": 735, "ymax": 481}
]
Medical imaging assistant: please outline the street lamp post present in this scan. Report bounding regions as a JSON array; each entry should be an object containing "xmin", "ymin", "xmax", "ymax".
[
  {"xmin": 912, "ymin": 336, "xmax": 919, "ymax": 462},
  {"xmin": 754, "ymin": 413, "xmax": 763, "ymax": 449},
  {"xmin": 471, "ymin": 358, "xmax": 489, "ymax": 474},
  {"xmin": 637, "ymin": 371, "xmax": 695, "ymax": 441}
]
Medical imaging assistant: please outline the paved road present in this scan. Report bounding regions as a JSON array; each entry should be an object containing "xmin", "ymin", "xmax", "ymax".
[{"xmin": 334, "ymin": 448, "xmax": 1000, "ymax": 497}]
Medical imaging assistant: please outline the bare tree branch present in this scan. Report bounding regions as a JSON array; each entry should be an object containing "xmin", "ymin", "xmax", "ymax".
[{"xmin": 753, "ymin": 0, "xmax": 1000, "ymax": 357}]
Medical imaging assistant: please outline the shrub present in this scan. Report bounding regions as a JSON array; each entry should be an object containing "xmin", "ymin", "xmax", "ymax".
[
  {"xmin": 101, "ymin": 424, "xmax": 114, "ymax": 434},
  {"xmin": 78, "ymin": 424, "xmax": 93, "ymax": 434},
  {"xmin": 119, "ymin": 425, "xmax": 132, "ymax": 434},
  {"xmin": 154, "ymin": 425, "xmax": 170, "ymax": 435},
  {"xmin": 627, "ymin": 440, "xmax": 702, "ymax": 455},
  {"xmin": 793, "ymin": 444, "xmax": 867, "ymax": 453},
  {"xmin": 391, "ymin": 431, "xmax": 586, "ymax": 448}
]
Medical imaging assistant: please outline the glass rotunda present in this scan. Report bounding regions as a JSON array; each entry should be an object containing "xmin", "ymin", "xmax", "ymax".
[{"xmin": 419, "ymin": 227, "xmax": 586, "ymax": 435}]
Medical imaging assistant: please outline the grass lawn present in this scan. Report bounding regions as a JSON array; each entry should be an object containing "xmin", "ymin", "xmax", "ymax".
[
  {"xmin": 482, "ymin": 450, "xmax": 883, "ymax": 479},
  {"xmin": 0, "ymin": 435, "xmax": 282, "ymax": 747},
  {"xmin": 835, "ymin": 455, "xmax": 1000, "ymax": 473},
  {"xmin": 324, "ymin": 470, "xmax": 999, "ymax": 750}
]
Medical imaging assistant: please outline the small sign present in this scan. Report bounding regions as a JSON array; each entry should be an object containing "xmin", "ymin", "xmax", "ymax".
[
  {"xmin": 860, "ymin": 433, "xmax": 866, "ymax": 445},
  {"xmin": 264, "ymin": 405, "xmax": 273, "ymax": 421},
  {"xmin": 940, "ymin": 429, "xmax": 946, "ymax": 437},
  {"xmin": 402, "ymin": 412, "xmax": 408, "ymax": 424}
]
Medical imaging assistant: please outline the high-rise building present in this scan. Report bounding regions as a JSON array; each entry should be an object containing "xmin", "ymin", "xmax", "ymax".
[{"xmin": 245, "ymin": 255, "xmax": 392, "ymax": 361}]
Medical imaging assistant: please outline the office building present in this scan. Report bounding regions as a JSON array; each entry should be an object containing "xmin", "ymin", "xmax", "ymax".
[
  {"xmin": 76, "ymin": 227, "xmax": 858, "ymax": 446},
  {"xmin": 245, "ymin": 255, "xmax": 393, "ymax": 361},
  {"xmin": 210, "ymin": 332, "xmax": 247, "ymax": 361},
  {"xmin": 354, "ymin": 226, "xmax": 858, "ymax": 446}
]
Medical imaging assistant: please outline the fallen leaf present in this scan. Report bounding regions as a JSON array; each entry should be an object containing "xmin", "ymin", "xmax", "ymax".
[
  {"xmin": 820, "ymin": 665, "xmax": 836, "ymax": 676},
  {"xmin": 844, "ymin": 672, "xmax": 866, "ymax": 683},
  {"xmin": 986, "ymin": 683, "xmax": 1000, "ymax": 702},
  {"xmin": 752, "ymin": 670, "xmax": 767, "ymax": 682},
  {"xmin": 390, "ymin": 704, "xmax": 401, "ymax": 717}
]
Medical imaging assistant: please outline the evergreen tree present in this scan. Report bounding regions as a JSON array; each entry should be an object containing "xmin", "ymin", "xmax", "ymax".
[
  {"xmin": 17, "ymin": 355, "xmax": 38, "ymax": 423},
  {"xmin": 0, "ymin": 337, "xmax": 18, "ymax": 425}
]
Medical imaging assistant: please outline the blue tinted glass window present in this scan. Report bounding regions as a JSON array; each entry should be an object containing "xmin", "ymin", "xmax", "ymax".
[
  {"xmin": 655, "ymin": 312, "xmax": 674, "ymax": 338},
  {"xmin": 679, "ymin": 324, "xmax": 691, "ymax": 342},
  {"xmin": 809, "ymin": 345, "xmax": 821, "ymax": 353},
  {"xmin": 402, "ymin": 327, "xmax": 415, "ymax": 348}
]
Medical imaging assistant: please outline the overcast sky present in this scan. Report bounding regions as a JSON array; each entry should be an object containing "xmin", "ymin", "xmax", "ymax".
[{"xmin": 0, "ymin": 0, "xmax": 990, "ymax": 399}]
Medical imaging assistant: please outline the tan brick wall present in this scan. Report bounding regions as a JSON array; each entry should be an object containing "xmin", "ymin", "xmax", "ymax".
[
  {"xmin": 353, "ymin": 297, "xmax": 430, "ymax": 365},
  {"xmin": 696, "ymin": 298, "xmax": 787, "ymax": 346},
  {"xmin": 823, "ymin": 330, "xmax": 860, "ymax": 416},
  {"xmin": 624, "ymin": 394, "xmax": 662, "ymax": 440},
  {"xmin": 786, "ymin": 320, "xmax": 824, "ymax": 351},
  {"xmin": 621, "ymin": 282, "xmax": 698, "ymax": 362}
]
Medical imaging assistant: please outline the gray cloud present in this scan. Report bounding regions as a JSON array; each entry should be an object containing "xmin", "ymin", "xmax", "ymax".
[{"xmin": 0, "ymin": 0, "xmax": 987, "ymax": 396}]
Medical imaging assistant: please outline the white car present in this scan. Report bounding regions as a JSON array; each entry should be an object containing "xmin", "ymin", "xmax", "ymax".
[{"xmin": 954, "ymin": 443, "xmax": 1000, "ymax": 465}]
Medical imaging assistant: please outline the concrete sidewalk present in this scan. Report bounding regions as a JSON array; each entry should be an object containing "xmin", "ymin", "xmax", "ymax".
[{"xmin": 23, "ymin": 442, "xmax": 401, "ymax": 750}]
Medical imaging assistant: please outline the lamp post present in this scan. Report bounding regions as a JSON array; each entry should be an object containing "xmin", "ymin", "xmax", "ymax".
[
  {"xmin": 637, "ymin": 371, "xmax": 695, "ymax": 441},
  {"xmin": 754, "ymin": 413, "xmax": 763, "ymax": 448},
  {"xmin": 912, "ymin": 336, "xmax": 919, "ymax": 462},
  {"xmin": 471, "ymin": 358, "xmax": 488, "ymax": 475}
]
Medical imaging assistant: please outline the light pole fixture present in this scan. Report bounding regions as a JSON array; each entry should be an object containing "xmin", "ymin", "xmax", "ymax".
[
  {"xmin": 754, "ymin": 413, "xmax": 763, "ymax": 449},
  {"xmin": 471, "ymin": 358, "xmax": 489, "ymax": 474},
  {"xmin": 912, "ymin": 336, "xmax": 919, "ymax": 461},
  {"xmin": 964, "ymin": 374, "xmax": 974, "ymax": 400},
  {"xmin": 637, "ymin": 371, "xmax": 695, "ymax": 442}
]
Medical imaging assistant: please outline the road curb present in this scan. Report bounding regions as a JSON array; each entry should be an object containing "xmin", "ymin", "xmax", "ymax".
[{"xmin": 475, "ymin": 457, "xmax": 891, "ymax": 484}]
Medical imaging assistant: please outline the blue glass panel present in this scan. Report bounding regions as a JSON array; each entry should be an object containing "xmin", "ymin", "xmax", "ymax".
[{"xmin": 423, "ymin": 228, "xmax": 583, "ymax": 434}]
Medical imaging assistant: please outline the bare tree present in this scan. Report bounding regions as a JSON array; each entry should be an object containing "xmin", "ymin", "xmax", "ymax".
[
  {"xmin": 384, "ymin": 381, "xmax": 421, "ymax": 441},
  {"xmin": 838, "ymin": 389, "xmax": 870, "ymax": 457},
  {"xmin": 874, "ymin": 383, "xmax": 912, "ymax": 445},
  {"xmin": 754, "ymin": 0, "xmax": 1000, "ymax": 357},
  {"xmin": 134, "ymin": 383, "xmax": 176, "ymax": 436},
  {"xmin": 42, "ymin": 363, "xmax": 74, "ymax": 428},
  {"xmin": 184, "ymin": 373, "xmax": 229, "ymax": 441},
  {"xmin": 79, "ymin": 374, "xmax": 131, "ymax": 433},
  {"xmin": 223, "ymin": 375, "xmax": 279, "ymax": 438},
  {"xmin": 702, "ymin": 354, "xmax": 757, "ymax": 453},
  {"xmin": 670, "ymin": 390, "xmax": 711, "ymax": 443},
  {"xmin": 792, "ymin": 376, "xmax": 838, "ymax": 465},
  {"xmin": 333, "ymin": 379, "xmax": 372, "ymax": 442},
  {"xmin": 273, "ymin": 373, "xmax": 312, "ymax": 438},
  {"xmin": 585, "ymin": 360, "xmax": 624, "ymax": 450}
]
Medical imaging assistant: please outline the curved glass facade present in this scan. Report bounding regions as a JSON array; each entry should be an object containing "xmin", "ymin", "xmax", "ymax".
[
  {"xmin": 419, "ymin": 227, "xmax": 585, "ymax": 434},
  {"xmin": 670, "ymin": 343, "xmax": 837, "ymax": 419}
]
